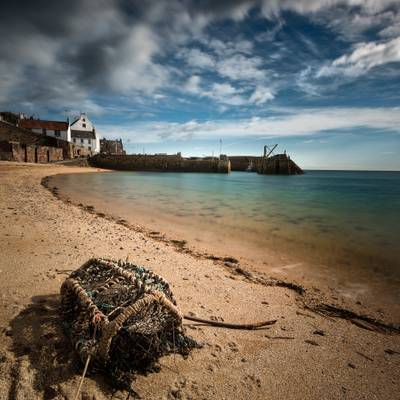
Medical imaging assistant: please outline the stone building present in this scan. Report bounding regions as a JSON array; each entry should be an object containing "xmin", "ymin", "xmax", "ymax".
[
  {"xmin": 18, "ymin": 112, "xmax": 101, "ymax": 155},
  {"xmin": 0, "ymin": 118, "xmax": 93, "ymax": 162},
  {"xmin": 100, "ymin": 138, "xmax": 125, "ymax": 155},
  {"xmin": 19, "ymin": 118, "xmax": 71, "ymax": 142}
]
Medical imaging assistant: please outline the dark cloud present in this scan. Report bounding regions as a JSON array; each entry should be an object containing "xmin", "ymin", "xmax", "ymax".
[{"xmin": 0, "ymin": 0, "xmax": 399, "ymax": 113}]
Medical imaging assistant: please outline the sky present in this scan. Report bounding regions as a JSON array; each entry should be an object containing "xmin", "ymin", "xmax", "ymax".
[{"xmin": 1, "ymin": 0, "xmax": 400, "ymax": 170}]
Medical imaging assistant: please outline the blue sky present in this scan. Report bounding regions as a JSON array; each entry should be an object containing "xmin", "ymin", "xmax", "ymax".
[{"xmin": 1, "ymin": 1, "xmax": 400, "ymax": 169}]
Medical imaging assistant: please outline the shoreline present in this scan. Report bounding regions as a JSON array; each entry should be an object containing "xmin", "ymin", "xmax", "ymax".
[
  {"xmin": 47, "ymin": 170, "xmax": 400, "ymax": 320},
  {"xmin": 42, "ymin": 172, "xmax": 399, "ymax": 331},
  {"xmin": 0, "ymin": 162, "xmax": 399, "ymax": 399}
]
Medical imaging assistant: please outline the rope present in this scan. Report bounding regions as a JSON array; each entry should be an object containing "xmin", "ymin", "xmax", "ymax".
[
  {"xmin": 183, "ymin": 315, "xmax": 277, "ymax": 330},
  {"xmin": 97, "ymin": 291, "xmax": 182, "ymax": 363},
  {"xmin": 73, "ymin": 314, "xmax": 101, "ymax": 400}
]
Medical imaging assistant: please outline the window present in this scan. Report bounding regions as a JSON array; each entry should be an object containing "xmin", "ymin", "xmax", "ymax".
[
  {"xmin": 81, "ymin": 138, "xmax": 84, "ymax": 144},
  {"xmin": 82, "ymin": 123, "xmax": 86, "ymax": 128},
  {"xmin": 54, "ymin": 130, "xmax": 60, "ymax": 137},
  {"xmin": 88, "ymin": 146, "xmax": 92, "ymax": 151},
  {"xmin": 83, "ymin": 118, "xmax": 86, "ymax": 122},
  {"xmin": 73, "ymin": 138, "xmax": 76, "ymax": 143},
  {"xmin": 88, "ymin": 139, "xmax": 91, "ymax": 144},
  {"xmin": 42, "ymin": 128, "xmax": 47, "ymax": 134}
]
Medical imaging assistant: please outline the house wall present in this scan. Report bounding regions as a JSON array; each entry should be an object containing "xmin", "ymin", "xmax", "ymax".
[
  {"xmin": 72, "ymin": 137, "xmax": 95, "ymax": 151},
  {"xmin": 71, "ymin": 113, "xmax": 100, "ymax": 153},
  {"xmin": 30, "ymin": 128, "xmax": 69, "ymax": 141},
  {"xmin": 66, "ymin": 125, "xmax": 71, "ymax": 142},
  {"xmin": 72, "ymin": 144, "xmax": 92, "ymax": 158},
  {"xmin": 71, "ymin": 114, "xmax": 95, "ymax": 132}
]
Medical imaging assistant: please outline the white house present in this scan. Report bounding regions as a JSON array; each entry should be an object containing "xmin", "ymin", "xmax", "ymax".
[
  {"xmin": 19, "ymin": 118, "xmax": 71, "ymax": 142},
  {"xmin": 18, "ymin": 112, "xmax": 101, "ymax": 155},
  {"xmin": 70, "ymin": 113, "xmax": 100, "ymax": 153}
]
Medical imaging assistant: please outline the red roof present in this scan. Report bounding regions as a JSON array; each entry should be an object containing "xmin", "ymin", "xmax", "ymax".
[{"xmin": 19, "ymin": 119, "xmax": 68, "ymax": 131}]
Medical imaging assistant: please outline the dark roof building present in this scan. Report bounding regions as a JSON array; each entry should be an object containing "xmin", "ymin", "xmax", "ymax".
[
  {"xmin": 19, "ymin": 119, "xmax": 69, "ymax": 131},
  {"xmin": 18, "ymin": 118, "xmax": 71, "ymax": 142}
]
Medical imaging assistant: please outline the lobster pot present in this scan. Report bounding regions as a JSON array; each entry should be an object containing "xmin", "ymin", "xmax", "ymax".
[{"xmin": 60, "ymin": 258, "xmax": 197, "ymax": 387}]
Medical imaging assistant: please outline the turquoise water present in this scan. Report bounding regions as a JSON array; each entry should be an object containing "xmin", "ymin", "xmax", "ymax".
[{"xmin": 52, "ymin": 170, "xmax": 400, "ymax": 277}]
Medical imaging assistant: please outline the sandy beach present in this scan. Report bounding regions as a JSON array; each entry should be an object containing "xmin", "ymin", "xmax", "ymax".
[{"xmin": 0, "ymin": 162, "xmax": 399, "ymax": 400}]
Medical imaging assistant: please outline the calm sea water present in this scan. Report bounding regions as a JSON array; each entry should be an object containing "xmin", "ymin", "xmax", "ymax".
[{"xmin": 52, "ymin": 170, "xmax": 400, "ymax": 278}]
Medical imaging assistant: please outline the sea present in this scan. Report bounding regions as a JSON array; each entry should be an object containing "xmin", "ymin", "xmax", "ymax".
[{"xmin": 51, "ymin": 170, "xmax": 400, "ymax": 283}]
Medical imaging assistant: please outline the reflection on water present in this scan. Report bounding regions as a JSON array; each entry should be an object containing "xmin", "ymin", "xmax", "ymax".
[{"xmin": 51, "ymin": 170, "xmax": 400, "ymax": 278}]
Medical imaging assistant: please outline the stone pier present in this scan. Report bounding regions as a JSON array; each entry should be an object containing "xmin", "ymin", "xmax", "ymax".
[
  {"xmin": 89, "ymin": 153, "xmax": 231, "ymax": 173},
  {"xmin": 256, "ymin": 153, "xmax": 303, "ymax": 175}
]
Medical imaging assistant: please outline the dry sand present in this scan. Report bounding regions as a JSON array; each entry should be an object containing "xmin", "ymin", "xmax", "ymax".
[{"xmin": 0, "ymin": 162, "xmax": 399, "ymax": 400}]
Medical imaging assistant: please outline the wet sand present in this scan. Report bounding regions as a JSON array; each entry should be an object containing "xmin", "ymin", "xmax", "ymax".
[{"xmin": 0, "ymin": 162, "xmax": 399, "ymax": 400}]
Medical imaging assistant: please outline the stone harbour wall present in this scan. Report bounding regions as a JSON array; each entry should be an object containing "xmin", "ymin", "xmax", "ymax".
[
  {"xmin": 256, "ymin": 154, "xmax": 303, "ymax": 175},
  {"xmin": 89, "ymin": 154, "xmax": 231, "ymax": 173},
  {"xmin": 229, "ymin": 156, "xmax": 262, "ymax": 171}
]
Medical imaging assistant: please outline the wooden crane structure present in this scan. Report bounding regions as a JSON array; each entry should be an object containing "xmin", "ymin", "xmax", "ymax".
[{"xmin": 263, "ymin": 144, "xmax": 278, "ymax": 158}]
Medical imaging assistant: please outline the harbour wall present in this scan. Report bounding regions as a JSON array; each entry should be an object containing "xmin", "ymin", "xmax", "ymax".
[
  {"xmin": 229, "ymin": 154, "xmax": 303, "ymax": 174},
  {"xmin": 257, "ymin": 154, "xmax": 303, "ymax": 175},
  {"xmin": 89, "ymin": 154, "xmax": 231, "ymax": 173},
  {"xmin": 229, "ymin": 156, "xmax": 262, "ymax": 171}
]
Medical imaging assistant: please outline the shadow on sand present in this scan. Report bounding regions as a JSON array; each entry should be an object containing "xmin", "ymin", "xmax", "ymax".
[{"xmin": 9, "ymin": 294, "xmax": 114, "ymax": 400}]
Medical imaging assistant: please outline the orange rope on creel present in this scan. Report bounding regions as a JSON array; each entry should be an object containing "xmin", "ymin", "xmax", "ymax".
[{"xmin": 73, "ymin": 313, "xmax": 102, "ymax": 400}]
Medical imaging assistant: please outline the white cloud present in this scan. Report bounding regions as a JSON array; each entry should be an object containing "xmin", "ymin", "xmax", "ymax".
[
  {"xmin": 178, "ymin": 48, "xmax": 215, "ymax": 69},
  {"xmin": 217, "ymin": 54, "xmax": 266, "ymax": 81},
  {"xmin": 183, "ymin": 76, "xmax": 274, "ymax": 106},
  {"xmin": 183, "ymin": 76, "xmax": 247, "ymax": 105},
  {"xmin": 98, "ymin": 107, "xmax": 400, "ymax": 143},
  {"xmin": 178, "ymin": 38, "xmax": 270, "ymax": 107},
  {"xmin": 318, "ymin": 37, "xmax": 400, "ymax": 77},
  {"xmin": 109, "ymin": 25, "xmax": 168, "ymax": 94},
  {"xmin": 179, "ymin": 39, "xmax": 266, "ymax": 87},
  {"xmin": 380, "ymin": 24, "xmax": 400, "ymax": 38},
  {"xmin": 209, "ymin": 83, "xmax": 247, "ymax": 106},
  {"xmin": 207, "ymin": 38, "xmax": 254, "ymax": 56},
  {"xmin": 184, "ymin": 75, "xmax": 202, "ymax": 95},
  {"xmin": 260, "ymin": 0, "xmax": 399, "ymax": 18},
  {"xmin": 296, "ymin": 67, "xmax": 322, "ymax": 96},
  {"xmin": 259, "ymin": 1, "xmax": 400, "ymax": 42},
  {"xmin": 249, "ymin": 86, "xmax": 275, "ymax": 104}
]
